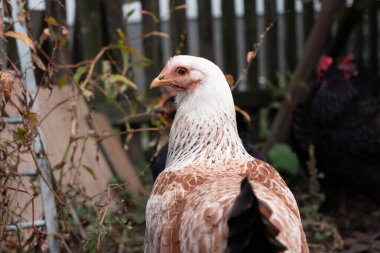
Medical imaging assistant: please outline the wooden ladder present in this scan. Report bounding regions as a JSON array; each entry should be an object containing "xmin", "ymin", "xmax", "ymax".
[{"xmin": 2, "ymin": 1, "xmax": 60, "ymax": 252}]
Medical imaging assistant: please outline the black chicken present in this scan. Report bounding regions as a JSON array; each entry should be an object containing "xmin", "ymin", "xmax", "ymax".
[
  {"xmin": 151, "ymin": 93, "xmax": 266, "ymax": 181},
  {"xmin": 292, "ymin": 55, "xmax": 380, "ymax": 201}
]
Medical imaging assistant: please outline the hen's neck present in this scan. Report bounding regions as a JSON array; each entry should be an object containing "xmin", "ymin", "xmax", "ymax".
[{"xmin": 166, "ymin": 103, "xmax": 251, "ymax": 168}]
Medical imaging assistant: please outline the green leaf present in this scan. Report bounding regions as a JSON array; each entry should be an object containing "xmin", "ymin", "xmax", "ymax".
[
  {"xmin": 57, "ymin": 75, "xmax": 68, "ymax": 87},
  {"xmin": 268, "ymin": 143, "xmax": 300, "ymax": 176},
  {"xmin": 82, "ymin": 165, "xmax": 97, "ymax": 180},
  {"xmin": 314, "ymin": 231, "xmax": 332, "ymax": 241},
  {"xmin": 128, "ymin": 47, "xmax": 152, "ymax": 66},
  {"xmin": 13, "ymin": 127, "xmax": 27, "ymax": 143},
  {"xmin": 259, "ymin": 108, "xmax": 270, "ymax": 139},
  {"xmin": 128, "ymin": 210, "xmax": 145, "ymax": 224},
  {"xmin": 81, "ymin": 88, "xmax": 94, "ymax": 101},
  {"xmin": 108, "ymin": 74, "xmax": 137, "ymax": 90},
  {"xmin": 73, "ymin": 66, "xmax": 88, "ymax": 84},
  {"xmin": 126, "ymin": 9, "xmax": 135, "ymax": 18},
  {"xmin": 116, "ymin": 28, "xmax": 127, "ymax": 42}
]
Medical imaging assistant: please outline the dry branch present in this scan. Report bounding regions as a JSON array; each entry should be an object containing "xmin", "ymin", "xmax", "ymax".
[{"xmin": 263, "ymin": 0, "xmax": 345, "ymax": 153}]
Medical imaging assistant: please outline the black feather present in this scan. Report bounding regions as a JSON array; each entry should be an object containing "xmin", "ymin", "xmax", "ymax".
[{"xmin": 227, "ymin": 177, "xmax": 287, "ymax": 253}]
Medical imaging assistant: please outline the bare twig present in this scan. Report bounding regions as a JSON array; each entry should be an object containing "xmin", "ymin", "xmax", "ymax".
[
  {"xmin": 39, "ymin": 92, "xmax": 79, "ymax": 123},
  {"xmin": 231, "ymin": 17, "xmax": 278, "ymax": 91},
  {"xmin": 80, "ymin": 45, "xmax": 112, "ymax": 90},
  {"xmin": 96, "ymin": 127, "xmax": 162, "ymax": 143}
]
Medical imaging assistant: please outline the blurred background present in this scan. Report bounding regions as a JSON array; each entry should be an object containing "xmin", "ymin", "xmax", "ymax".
[{"xmin": 1, "ymin": 0, "xmax": 380, "ymax": 252}]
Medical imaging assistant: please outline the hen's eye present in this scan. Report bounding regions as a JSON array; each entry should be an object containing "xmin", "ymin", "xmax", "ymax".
[{"xmin": 177, "ymin": 67, "xmax": 188, "ymax": 76}]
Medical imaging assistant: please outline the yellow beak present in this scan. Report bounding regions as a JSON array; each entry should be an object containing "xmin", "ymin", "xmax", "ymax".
[{"xmin": 150, "ymin": 78, "xmax": 173, "ymax": 89}]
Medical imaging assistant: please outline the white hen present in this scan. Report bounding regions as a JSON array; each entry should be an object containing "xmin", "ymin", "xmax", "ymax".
[{"xmin": 145, "ymin": 56, "xmax": 308, "ymax": 253}]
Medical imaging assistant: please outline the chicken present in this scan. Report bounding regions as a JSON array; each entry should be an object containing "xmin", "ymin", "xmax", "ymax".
[
  {"xmin": 145, "ymin": 56, "xmax": 308, "ymax": 253},
  {"xmin": 292, "ymin": 55, "xmax": 380, "ymax": 201}
]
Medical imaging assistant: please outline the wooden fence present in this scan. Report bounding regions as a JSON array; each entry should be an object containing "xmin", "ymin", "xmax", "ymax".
[
  {"xmin": 124, "ymin": 0, "xmax": 379, "ymax": 94},
  {"xmin": 25, "ymin": 0, "xmax": 379, "ymax": 96}
]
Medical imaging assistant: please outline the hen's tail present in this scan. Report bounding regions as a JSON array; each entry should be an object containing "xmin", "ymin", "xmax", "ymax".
[{"xmin": 227, "ymin": 177, "xmax": 287, "ymax": 253}]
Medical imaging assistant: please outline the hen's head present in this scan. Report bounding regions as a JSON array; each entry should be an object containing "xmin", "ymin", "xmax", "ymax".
[
  {"xmin": 338, "ymin": 55, "xmax": 358, "ymax": 80},
  {"xmin": 151, "ymin": 55, "xmax": 233, "ymax": 112}
]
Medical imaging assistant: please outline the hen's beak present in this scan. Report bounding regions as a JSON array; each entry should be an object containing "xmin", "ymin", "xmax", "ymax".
[{"xmin": 150, "ymin": 77, "xmax": 173, "ymax": 89}]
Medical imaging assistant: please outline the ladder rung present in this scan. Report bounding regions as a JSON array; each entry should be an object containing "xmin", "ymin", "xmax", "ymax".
[
  {"xmin": 16, "ymin": 169, "xmax": 38, "ymax": 177},
  {"xmin": 3, "ymin": 17, "xmax": 11, "ymax": 24},
  {"xmin": 6, "ymin": 219, "xmax": 46, "ymax": 231},
  {"xmin": 4, "ymin": 117, "xmax": 23, "ymax": 124}
]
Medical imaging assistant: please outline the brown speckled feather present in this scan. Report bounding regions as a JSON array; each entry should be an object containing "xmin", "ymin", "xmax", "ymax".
[
  {"xmin": 145, "ymin": 56, "xmax": 308, "ymax": 253},
  {"xmin": 146, "ymin": 161, "xmax": 308, "ymax": 253}
]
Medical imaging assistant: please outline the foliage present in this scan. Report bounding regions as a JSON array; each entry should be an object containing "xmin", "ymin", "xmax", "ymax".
[
  {"xmin": 0, "ymin": 1, "xmax": 160, "ymax": 251},
  {"xmin": 267, "ymin": 143, "xmax": 300, "ymax": 176}
]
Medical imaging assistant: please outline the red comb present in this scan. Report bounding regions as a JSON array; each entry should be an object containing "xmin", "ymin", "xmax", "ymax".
[
  {"xmin": 340, "ymin": 55, "xmax": 354, "ymax": 65},
  {"xmin": 316, "ymin": 55, "xmax": 333, "ymax": 79},
  {"xmin": 339, "ymin": 55, "xmax": 358, "ymax": 80}
]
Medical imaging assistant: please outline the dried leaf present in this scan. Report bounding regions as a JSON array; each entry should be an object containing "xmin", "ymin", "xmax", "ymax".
[
  {"xmin": 4, "ymin": 31, "xmax": 35, "ymax": 52},
  {"xmin": 141, "ymin": 10, "xmax": 159, "ymax": 23},
  {"xmin": 144, "ymin": 31, "xmax": 169, "ymax": 38},
  {"xmin": 70, "ymin": 117, "xmax": 77, "ymax": 137},
  {"xmin": 26, "ymin": 112, "xmax": 39, "ymax": 136},
  {"xmin": 173, "ymin": 4, "xmax": 187, "ymax": 11},
  {"xmin": 39, "ymin": 29, "xmax": 50, "ymax": 46},
  {"xmin": 32, "ymin": 54, "xmax": 46, "ymax": 71},
  {"xmin": 46, "ymin": 16, "xmax": 58, "ymax": 26},
  {"xmin": 235, "ymin": 106, "xmax": 251, "ymax": 123},
  {"xmin": 0, "ymin": 71, "xmax": 15, "ymax": 102},
  {"xmin": 82, "ymin": 165, "xmax": 97, "ymax": 180},
  {"xmin": 246, "ymin": 51, "xmax": 256, "ymax": 63},
  {"xmin": 225, "ymin": 74, "xmax": 235, "ymax": 86}
]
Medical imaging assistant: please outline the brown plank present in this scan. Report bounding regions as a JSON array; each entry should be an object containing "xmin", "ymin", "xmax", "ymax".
[{"xmin": 91, "ymin": 112, "xmax": 147, "ymax": 196}]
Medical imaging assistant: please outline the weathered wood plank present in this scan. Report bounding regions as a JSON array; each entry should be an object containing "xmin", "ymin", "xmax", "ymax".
[
  {"xmin": 197, "ymin": 0, "xmax": 214, "ymax": 61},
  {"xmin": 265, "ymin": 0, "xmax": 278, "ymax": 86},
  {"xmin": 74, "ymin": 0, "xmax": 102, "ymax": 62},
  {"xmin": 368, "ymin": 4, "xmax": 378, "ymax": 75},
  {"xmin": 142, "ymin": 0, "xmax": 163, "ymax": 95},
  {"xmin": 244, "ymin": 0, "xmax": 258, "ymax": 90},
  {"xmin": 100, "ymin": 0, "xmax": 126, "ymax": 68},
  {"xmin": 91, "ymin": 113, "xmax": 147, "ymax": 195},
  {"xmin": 233, "ymin": 90, "xmax": 272, "ymax": 109},
  {"xmin": 170, "ymin": 0, "xmax": 187, "ymax": 54},
  {"xmin": 222, "ymin": 0, "xmax": 238, "ymax": 77},
  {"xmin": 303, "ymin": 0, "xmax": 314, "ymax": 41},
  {"xmin": 285, "ymin": 0, "xmax": 297, "ymax": 72}
]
